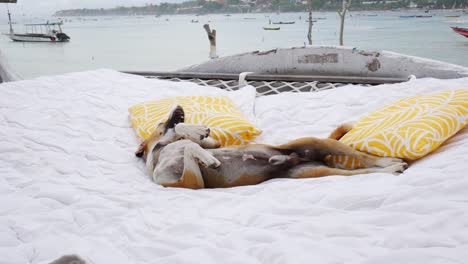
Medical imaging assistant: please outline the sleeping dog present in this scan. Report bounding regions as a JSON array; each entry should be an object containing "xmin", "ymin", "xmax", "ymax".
[{"xmin": 135, "ymin": 106, "xmax": 408, "ymax": 189}]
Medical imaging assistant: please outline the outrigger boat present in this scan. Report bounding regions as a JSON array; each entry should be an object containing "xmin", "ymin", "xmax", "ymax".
[
  {"xmin": 263, "ymin": 26, "xmax": 280, "ymax": 30},
  {"xmin": 400, "ymin": 15, "xmax": 432, "ymax": 18},
  {"xmin": 272, "ymin": 21, "xmax": 295, "ymax": 25},
  {"xmin": 118, "ymin": 46, "xmax": 468, "ymax": 98},
  {"xmin": 451, "ymin": 27, "xmax": 468, "ymax": 38},
  {"xmin": 5, "ymin": 9, "xmax": 70, "ymax": 42}
]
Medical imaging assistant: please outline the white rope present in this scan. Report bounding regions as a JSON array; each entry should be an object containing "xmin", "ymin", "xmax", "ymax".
[{"xmin": 238, "ymin": 72, "xmax": 254, "ymax": 88}]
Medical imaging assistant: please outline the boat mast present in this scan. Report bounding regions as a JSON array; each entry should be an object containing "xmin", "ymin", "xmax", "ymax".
[
  {"xmin": 7, "ymin": 7, "xmax": 13, "ymax": 34},
  {"xmin": 2, "ymin": 1, "xmax": 18, "ymax": 34}
]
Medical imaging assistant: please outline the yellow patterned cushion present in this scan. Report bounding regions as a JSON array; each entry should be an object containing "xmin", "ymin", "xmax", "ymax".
[
  {"xmin": 128, "ymin": 96, "xmax": 261, "ymax": 146},
  {"xmin": 329, "ymin": 89, "xmax": 468, "ymax": 169}
]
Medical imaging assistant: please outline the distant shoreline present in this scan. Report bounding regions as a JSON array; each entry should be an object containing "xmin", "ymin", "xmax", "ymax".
[
  {"xmin": 54, "ymin": 8, "xmax": 466, "ymax": 17},
  {"xmin": 53, "ymin": 0, "xmax": 467, "ymax": 18}
]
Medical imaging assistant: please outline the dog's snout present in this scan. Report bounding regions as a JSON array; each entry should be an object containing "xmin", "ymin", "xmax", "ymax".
[
  {"xmin": 135, "ymin": 142, "xmax": 146, "ymax": 158},
  {"xmin": 200, "ymin": 128, "xmax": 210, "ymax": 140}
]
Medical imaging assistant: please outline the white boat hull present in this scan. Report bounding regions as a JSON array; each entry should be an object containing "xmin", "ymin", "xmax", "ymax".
[
  {"xmin": 180, "ymin": 46, "xmax": 468, "ymax": 79},
  {"xmin": 8, "ymin": 33, "xmax": 67, "ymax": 42}
]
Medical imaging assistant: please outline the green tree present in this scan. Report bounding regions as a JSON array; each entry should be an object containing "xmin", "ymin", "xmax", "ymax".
[{"xmin": 203, "ymin": 1, "xmax": 223, "ymax": 11}]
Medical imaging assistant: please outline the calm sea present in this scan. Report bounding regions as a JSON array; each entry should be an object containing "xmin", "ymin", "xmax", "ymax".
[{"xmin": 0, "ymin": 10, "xmax": 467, "ymax": 80}]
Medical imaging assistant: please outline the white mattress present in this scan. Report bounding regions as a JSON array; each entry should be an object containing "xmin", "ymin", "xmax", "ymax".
[{"xmin": 1, "ymin": 69, "xmax": 467, "ymax": 264}]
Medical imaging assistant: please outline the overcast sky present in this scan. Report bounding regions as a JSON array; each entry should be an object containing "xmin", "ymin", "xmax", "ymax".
[{"xmin": 3, "ymin": 0, "xmax": 178, "ymax": 16}]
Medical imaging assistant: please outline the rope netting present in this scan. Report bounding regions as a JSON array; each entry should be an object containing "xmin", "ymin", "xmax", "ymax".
[{"xmin": 146, "ymin": 76, "xmax": 371, "ymax": 96}]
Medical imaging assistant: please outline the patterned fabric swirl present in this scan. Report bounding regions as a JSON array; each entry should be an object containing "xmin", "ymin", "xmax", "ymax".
[
  {"xmin": 129, "ymin": 96, "xmax": 261, "ymax": 146},
  {"xmin": 329, "ymin": 89, "xmax": 468, "ymax": 169}
]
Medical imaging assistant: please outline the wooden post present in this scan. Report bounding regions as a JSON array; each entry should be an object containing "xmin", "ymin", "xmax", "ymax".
[
  {"xmin": 203, "ymin": 24, "xmax": 218, "ymax": 59},
  {"xmin": 307, "ymin": 0, "xmax": 313, "ymax": 45},
  {"xmin": 338, "ymin": 0, "xmax": 352, "ymax": 46}
]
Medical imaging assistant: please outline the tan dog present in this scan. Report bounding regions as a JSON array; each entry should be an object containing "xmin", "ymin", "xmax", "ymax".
[{"xmin": 136, "ymin": 106, "xmax": 407, "ymax": 189}]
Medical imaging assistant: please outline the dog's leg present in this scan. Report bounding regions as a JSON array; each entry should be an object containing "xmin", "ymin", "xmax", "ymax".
[
  {"xmin": 175, "ymin": 123, "xmax": 221, "ymax": 148},
  {"xmin": 326, "ymin": 123, "xmax": 407, "ymax": 169},
  {"xmin": 200, "ymin": 137, "xmax": 221, "ymax": 149},
  {"xmin": 175, "ymin": 123, "xmax": 210, "ymax": 142},
  {"xmin": 287, "ymin": 162, "xmax": 407, "ymax": 179},
  {"xmin": 278, "ymin": 137, "xmax": 405, "ymax": 168},
  {"xmin": 156, "ymin": 143, "xmax": 220, "ymax": 189},
  {"xmin": 186, "ymin": 143, "xmax": 221, "ymax": 169},
  {"xmin": 328, "ymin": 122, "xmax": 355, "ymax": 140}
]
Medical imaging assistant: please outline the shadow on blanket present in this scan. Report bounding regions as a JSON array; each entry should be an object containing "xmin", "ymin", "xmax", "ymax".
[{"xmin": 49, "ymin": 255, "xmax": 86, "ymax": 264}]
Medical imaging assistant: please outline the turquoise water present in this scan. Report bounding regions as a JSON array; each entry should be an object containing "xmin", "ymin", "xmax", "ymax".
[{"xmin": 0, "ymin": 10, "xmax": 467, "ymax": 79}]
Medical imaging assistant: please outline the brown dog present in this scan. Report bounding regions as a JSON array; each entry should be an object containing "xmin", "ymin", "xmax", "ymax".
[{"xmin": 135, "ymin": 106, "xmax": 407, "ymax": 189}]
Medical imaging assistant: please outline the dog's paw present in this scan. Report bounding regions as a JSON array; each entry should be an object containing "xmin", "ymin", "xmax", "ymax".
[
  {"xmin": 375, "ymin": 157, "xmax": 404, "ymax": 167},
  {"xmin": 382, "ymin": 162, "xmax": 408, "ymax": 175},
  {"xmin": 175, "ymin": 124, "xmax": 210, "ymax": 141},
  {"xmin": 197, "ymin": 151, "xmax": 221, "ymax": 169},
  {"xmin": 207, "ymin": 158, "xmax": 221, "ymax": 169}
]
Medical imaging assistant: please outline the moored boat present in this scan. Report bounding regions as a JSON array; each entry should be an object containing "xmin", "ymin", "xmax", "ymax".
[
  {"xmin": 125, "ymin": 46, "xmax": 468, "ymax": 98},
  {"xmin": 400, "ymin": 15, "xmax": 432, "ymax": 18},
  {"xmin": 7, "ymin": 22, "xmax": 70, "ymax": 42},
  {"xmin": 263, "ymin": 26, "xmax": 280, "ymax": 30},
  {"xmin": 272, "ymin": 21, "xmax": 295, "ymax": 25},
  {"xmin": 4, "ymin": 10, "xmax": 70, "ymax": 42},
  {"xmin": 178, "ymin": 46, "xmax": 468, "ymax": 80},
  {"xmin": 451, "ymin": 27, "xmax": 468, "ymax": 38}
]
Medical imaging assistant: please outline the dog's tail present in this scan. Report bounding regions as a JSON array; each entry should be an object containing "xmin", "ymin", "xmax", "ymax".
[{"xmin": 328, "ymin": 123, "xmax": 354, "ymax": 141}]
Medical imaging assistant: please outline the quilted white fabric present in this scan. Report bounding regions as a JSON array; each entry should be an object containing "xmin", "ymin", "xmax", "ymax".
[{"xmin": 1, "ymin": 69, "xmax": 467, "ymax": 264}]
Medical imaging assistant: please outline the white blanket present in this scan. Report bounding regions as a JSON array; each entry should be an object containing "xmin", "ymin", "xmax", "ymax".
[{"xmin": 1, "ymin": 70, "xmax": 467, "ymax": 264}]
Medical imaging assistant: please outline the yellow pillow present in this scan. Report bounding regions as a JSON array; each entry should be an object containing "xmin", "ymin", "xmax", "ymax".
[
  {"xmin": 128, "ymin": 96, "xmax": 261, "ymax": 146},
  {"xmin": 329, "ymin": 89, "xmax": 468, "ymax": 169}
]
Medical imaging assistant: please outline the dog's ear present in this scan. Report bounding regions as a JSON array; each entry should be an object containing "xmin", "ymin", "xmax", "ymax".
[
  {"xmin": 135, "ymin": 141, "xmax": 147, "ymax": 158},
  {"xmin": 165, "ymin": 105, "xmax": 185, "ymax": 131}
]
